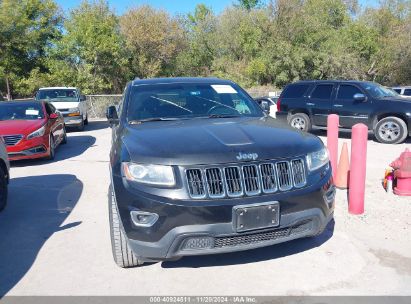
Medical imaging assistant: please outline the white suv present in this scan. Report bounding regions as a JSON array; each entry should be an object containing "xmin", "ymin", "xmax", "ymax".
[
  {"xmin": 36, "ymin": 87, "xmax": 88, "ymax": 131},
  {"xmin": 0, "ymin": 139, "xmax": 10, "ymax": 212},
  {"xmin": 391, "ymin": 86, "xmax": 411, "ymax": 97}
]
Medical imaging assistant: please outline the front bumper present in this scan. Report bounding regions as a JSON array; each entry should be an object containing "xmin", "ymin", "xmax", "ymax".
[
  {"xmin": 128, "ymin": 208, "xmax": 333, "ymax": 261},
  {"xmin": 63, "ymin": 115, "xmax": 83, "ymax": 126},
  {"xmin": 112, "ymin": 168, "xmax": 335, "ymax": 261},
  {"xmin": 7, "ymin": 136, "xmax": 49, "ymax": 161}
]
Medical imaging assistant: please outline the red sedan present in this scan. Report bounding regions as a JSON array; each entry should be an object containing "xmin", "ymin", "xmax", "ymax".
[{"xmin": 0, "ymin": 100, "xmax": 67, "ymax": 161}]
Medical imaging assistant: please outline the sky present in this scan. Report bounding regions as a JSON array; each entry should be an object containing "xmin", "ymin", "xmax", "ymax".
[
  {"xmin": 55, "ymin": 0, "xmax": 378, "ymax": 15},
  {"xmin": 55, "ymin": 0, "xmax": 235, "ymax": 15}
]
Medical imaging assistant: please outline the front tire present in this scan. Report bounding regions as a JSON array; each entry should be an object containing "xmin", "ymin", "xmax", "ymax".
[
  {"xmin": 374, "ymin": 117, "xmax": 408, "ymax": 144},
  {"xmin": 84, "ymin": 115, "xmax": 89, "ymax": 125},
  {"xmin": 0, "ymin": 166, "xmax": 8, "ymax": 212},
  {"xmin": 61, "ymin": 127, "xmax": 67, "ymax": 145},
  {"xmin": 289, "ymin": 113, "xmax": 312, "ymax": 132},
  {"xmin": 109, "ymin": 185, "xmax": 144, "ymax": 268},
  {"xmin": 47, "ymin": 135, "xmax": 55, "ymax": 160},
  {"xmin": 77, "ymin": 119, "xmax": 85, "ymax": 131}
]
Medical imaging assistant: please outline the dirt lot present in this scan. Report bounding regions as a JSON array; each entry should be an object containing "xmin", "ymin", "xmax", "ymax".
[{"xmin": 0, "ymin": 120, "xmax": 410, "ymax": 296}]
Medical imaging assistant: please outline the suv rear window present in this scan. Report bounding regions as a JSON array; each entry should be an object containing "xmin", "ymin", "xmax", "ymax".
[
  {"xmin": 310, "ymin": 84, "xmax": 333, "ymax": 100},
  {"xmin": 282, "ymin": 84, "xmax": 310, "ymax": 98}
]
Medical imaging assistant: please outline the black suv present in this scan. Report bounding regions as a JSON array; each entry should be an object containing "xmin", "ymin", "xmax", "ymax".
[
  {"xmin": 106, "ymin": 77, "xmax": 335, "ymax": 267},
  {"xmin": 276, "ymin": 80, "xmax": 411, "ymax": 144}
]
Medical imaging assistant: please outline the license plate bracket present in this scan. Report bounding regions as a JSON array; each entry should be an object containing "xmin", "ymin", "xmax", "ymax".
[{"xmin": 233, "ymin": 202, "xmax": 280, "ymax": 232}]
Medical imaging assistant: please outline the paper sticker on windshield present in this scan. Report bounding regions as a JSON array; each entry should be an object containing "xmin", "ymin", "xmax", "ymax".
[
  {"xmin": 26, "ymin": 109, "xmax": 39, "ymax": 116},
  {"xmin": 211, "ymin": 85, "xmax": 237, "ymax": 94}
]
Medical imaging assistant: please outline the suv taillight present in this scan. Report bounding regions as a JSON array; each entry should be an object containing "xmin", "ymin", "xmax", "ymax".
[{"xmin": 276, "ymin": 98, "xmax": 281, "ymax": 112}]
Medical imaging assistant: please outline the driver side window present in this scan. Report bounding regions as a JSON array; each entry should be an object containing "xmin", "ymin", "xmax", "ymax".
[{"xmin": 337, "ymin": 85, "xmax": 362, "ymax": 100}]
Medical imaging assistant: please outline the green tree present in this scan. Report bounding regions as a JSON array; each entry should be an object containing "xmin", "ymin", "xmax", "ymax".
[
  {"xmin": 120, "ymin": 5, "xmax": 186, "ymax": 78},
  {"xmin": 237, "ymin": 0, "xmax": 263, "ymax": 10},
  {"xmin": 50, "ymin": 0, "xmax": 127, "ymax": 94},
  {"xmin": 0, "ymin": 0, "xmax": 61, "ymax": 98},
  {"xmin": 175, "ymin": 4, "xmax": 216, "ymax": 76}
]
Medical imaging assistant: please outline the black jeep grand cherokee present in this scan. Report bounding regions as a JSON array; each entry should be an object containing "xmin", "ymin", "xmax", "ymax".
[{"xmin": 107, "ymin": 77, "xmax": 335, "ymax": 267}]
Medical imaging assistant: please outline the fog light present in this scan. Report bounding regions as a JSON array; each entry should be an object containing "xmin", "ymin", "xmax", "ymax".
[
  {"xmin": 182, "ymin": 237, "xmax": 214, "ymax": 250},
  {"xmin": 130, "ymin": 211, "xmax": 159, "ymax": 227}
]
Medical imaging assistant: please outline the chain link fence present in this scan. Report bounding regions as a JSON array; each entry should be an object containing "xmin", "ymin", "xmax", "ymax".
[{"xmin": 86, "ymin": 95, "xmax": 122, "ymax": 119}]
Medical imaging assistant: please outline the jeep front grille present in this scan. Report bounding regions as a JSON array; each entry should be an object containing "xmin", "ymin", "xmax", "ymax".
[
  {"xmin": 291, "ymin": 159, "xmax": 306, "ymax": 188},
  {"xmin": 186, "ymin": 169, "xmax": 206, "ymax": 199},
  {"xmin": 243, "ymin": 165, "xmax": 260, "ymax": 195},
  {"xmin": 224, "ymin": 167, "xmax": 243, "ymax": 197},
  {"xmin": 2, "ymin": 135, "xmax": 23, "ymax": 146},
  {"xmin": 276, "ymin": 161, "xmax": 293, "ymax": 191},
  {"xmin": 205, "ymin": 168, "xmax": 224, "ymax": 198},
  {"xmin": 186, "ymin": 158, "xmax": 307, "ymax": 199},
  {"xmin": 260, "ymin": 163, "xmax": 277, "ymax": 193}
]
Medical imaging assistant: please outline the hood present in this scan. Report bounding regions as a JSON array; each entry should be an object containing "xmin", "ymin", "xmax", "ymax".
[
  {"xmin": 0, "ymin": 119, "xmax": 45, "ymax": 136},
  {"xmin": 50, "ymin": 101, "xmax": 79, "ymax": 110},
  {"xmin": 122, "ymin": 117, "xmax": 324, "ymax": 166}
]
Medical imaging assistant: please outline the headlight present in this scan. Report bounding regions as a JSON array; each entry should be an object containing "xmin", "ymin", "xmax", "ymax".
[
  {"xmin": 306, "ymin": 147, "xmax": 329, "ymax": 171},
  {"xmin": 122, "ymin": 162, "xmax": 175, "ymax": 186},
  {"xmin": 68, "ymin": 107, "xmax": 81, "ymax": 116},
  {"xmin": 27, "ymin": 125, "xmax": 46, "ymax": 140}
]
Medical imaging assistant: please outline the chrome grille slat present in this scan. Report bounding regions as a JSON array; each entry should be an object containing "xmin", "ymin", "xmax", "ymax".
[
  {"xmin": 224, "ymin": 167, "xmax": 243, "ymax": 197},
  {"xmin": 291, "ymin": 159, "xmax": 306, "ymax": 188},
  {"xmin": 260, "ymin": 163, "xmax": 278, "ymax": 193},
  {"xmin": 2, "ymin": 135, "xmax": 23, "ymax": 146},
  {"xmin": 186, "ymin": 169, "xmax": 206, "ymax": 199},
  {"xmin": 242, "ymin": 165, "xmax": 260, "ymax": 195},
  {"xmin": 276, "ymin": 161, "xmax": 293, "ymax": 191},
  {"xmin": 185, "ymin": 158, "xmax": 306, "ymax": 199},
  {"xmin": 205, "ymin": 168, "xmax": 225, "ymax": 198}
]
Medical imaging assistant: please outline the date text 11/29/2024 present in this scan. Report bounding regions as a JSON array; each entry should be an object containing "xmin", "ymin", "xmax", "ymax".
[{"xmin": 149, "ymin": 297, "xmax": 257, "ymax": 303}]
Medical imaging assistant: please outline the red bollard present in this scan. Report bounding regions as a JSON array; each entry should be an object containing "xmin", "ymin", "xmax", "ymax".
[
  {"xmin": 327, "ymin": 114, "xmax": 339, "ymax": 180},
  {"xmin": 349, "ymin": 123, "xmax": 368, "ymax": 215}
]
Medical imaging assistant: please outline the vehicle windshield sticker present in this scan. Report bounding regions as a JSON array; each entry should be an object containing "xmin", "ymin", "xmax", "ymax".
[
  {"xmin": 26, "ymin": 109, "xmax": 39, "ymax": 116},
  {"xmin": 211, "ymin": 85, "xmax": 237, "ymax": 94}
]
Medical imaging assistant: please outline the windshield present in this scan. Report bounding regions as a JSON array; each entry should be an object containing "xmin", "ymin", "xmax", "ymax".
[
  {"xmin": 36, "ymin": 89, "xmax": 78, "ymax": 102},
  {"xmin": 0, "ymin": 103, "xmax": 45, "ymax": 121},
  {"xmin": 361, "ymin": 83, "xmax": 400, "ymax": 98},
  {"xmin": 127, "ymin": 83, "xmax": 263, "ymax": 122}
]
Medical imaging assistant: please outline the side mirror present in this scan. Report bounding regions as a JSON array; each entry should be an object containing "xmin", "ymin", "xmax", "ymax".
[
  {"xmin": 80, "ymin": 95, "xmax": 86, "ymax": 102},
  {"xmin": 106, "ymin": 105, "xmax": 119, "ymax": 125},
  {"xmin": 49, "ymin": 113, "xmax": 59, "ymax": 119},
  {"xmin": 353, "ymin": 93, "xmax": 366, "ymax": 102},
  {"xmin": 260, "ymin": 100, "xmax": 270, "ymax": 114}
]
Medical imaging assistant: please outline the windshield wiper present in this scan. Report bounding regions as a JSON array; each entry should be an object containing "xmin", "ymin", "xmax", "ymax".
[
  {"xmin": 207, "ymin": 114, "xmax": 241, "ymax": 118},
  {"xmin": 128, "ymin": 117, "xmax": 182, "ymax": 124}
]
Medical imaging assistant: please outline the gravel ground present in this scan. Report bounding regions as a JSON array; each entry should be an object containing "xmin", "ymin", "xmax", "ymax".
[{"xmin": 0, "ymin": 120, "xmax": 410, "ymax": 296}]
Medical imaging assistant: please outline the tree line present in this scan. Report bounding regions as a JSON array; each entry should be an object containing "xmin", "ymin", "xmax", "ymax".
[{"xmin": 1, "ymin": 0, "xmax": 410, "ymax": 99}]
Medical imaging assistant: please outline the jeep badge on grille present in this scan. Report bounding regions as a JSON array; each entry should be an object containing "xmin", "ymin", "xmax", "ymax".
[{"xmin": 236, "ymin": 152, "xmax": 258, "ymax": 161}]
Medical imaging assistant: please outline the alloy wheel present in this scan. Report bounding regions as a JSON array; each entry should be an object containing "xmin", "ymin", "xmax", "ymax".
[
  {"xmin": 378, "ymin": 121, "xmax": 401, "ymax": 142},
  {"xmin": 291, "ymin": 117, "xmax": 306, "ymax": 130}
]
